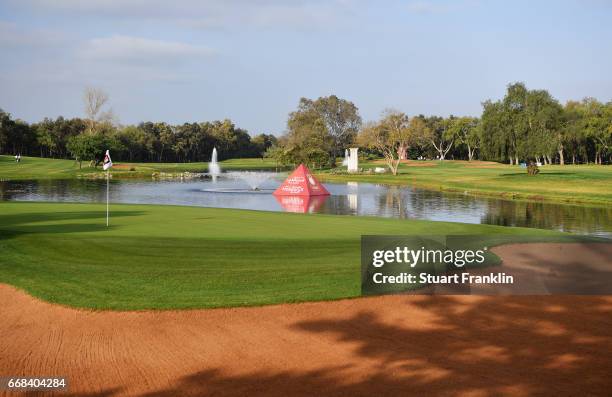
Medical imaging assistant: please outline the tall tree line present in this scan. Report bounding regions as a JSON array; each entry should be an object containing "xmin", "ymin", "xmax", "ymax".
[
  {"xmin": 1, "ymin": 84, "xmax": 610, "ymax": 167},
  {"xmin": 0, "ymin": 87, "xmax": 276, "ymax": 167},
  {"xmin": 0, "ymin": 111, "xmax": 276, "ymax": 166},
  {"xmin": 269, "ymin": 85, "xmax": 610, "ymax": 168},
  {"xmin": 480, "ymin": 83, "xmax": 611, "ymax": 165}
]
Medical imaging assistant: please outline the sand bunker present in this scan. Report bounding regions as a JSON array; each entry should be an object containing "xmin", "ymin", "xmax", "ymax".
[
  {"xmin": 419, "ymin": 242, "xmax": 612, "ymax": 295},
  {"xmin": 1, "ymin": 243, "xmax": 611, "ymax": 396}
]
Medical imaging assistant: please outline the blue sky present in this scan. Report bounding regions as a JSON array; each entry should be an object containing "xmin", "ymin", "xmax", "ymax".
[{"xmin": 1, "ymin": 0, "xmax": 611, "ymax": 135}]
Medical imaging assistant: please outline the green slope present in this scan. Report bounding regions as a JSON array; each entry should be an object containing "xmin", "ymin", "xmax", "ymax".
[{"xmin": 0, "ymin": 202, "xmax": 579, "ymax": 310}]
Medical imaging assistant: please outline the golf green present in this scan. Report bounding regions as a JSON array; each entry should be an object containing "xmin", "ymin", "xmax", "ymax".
[{"xmin": 0, "ymin": 202, "xmax": 574, "ymax": 310}]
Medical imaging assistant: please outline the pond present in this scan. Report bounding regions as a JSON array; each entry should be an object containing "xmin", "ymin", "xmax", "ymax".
[{"xmin": 1, "ymin": 176, "xmax": 610, "ymax": 238}]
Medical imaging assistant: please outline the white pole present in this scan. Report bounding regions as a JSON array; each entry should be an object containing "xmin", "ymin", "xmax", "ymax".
[{"xmin": 106, "ymin": 170, "xmax": 109, "ymax": 227}]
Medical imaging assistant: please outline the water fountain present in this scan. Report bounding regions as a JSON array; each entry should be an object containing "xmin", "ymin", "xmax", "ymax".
[
  {"xmin": 203, "ymin": 148, "xmax": 277, "ymax": 193},
  {"xmin": 209, "ymin": 147, "xmax": 221, "ymax": 182},
  {"xmin": 225, "ymin": 171, "xmax": 277, "ymax": 191}
]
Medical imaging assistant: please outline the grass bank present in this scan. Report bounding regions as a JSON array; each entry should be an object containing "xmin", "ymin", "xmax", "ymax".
[
  {"xmin": 0, "ymin": 155, "xmax": 279, "ymax": 180},
  {"xmin": 0, "ymin": 202, "xmax": 581, "ymax": 310},
  {"xmin": 316, "ymin": 160, "xmax": 612, "ymax": 206}
]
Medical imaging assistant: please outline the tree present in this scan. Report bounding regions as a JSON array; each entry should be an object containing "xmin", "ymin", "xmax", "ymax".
[
  {"xmin": 3, "ymin": 85, "xmax": 610, "ymax": 166},
  {"xmin": 357, "ymin": 112, "xmax": 430, "ymax": 175},
  {"xmin": 33, "ymin": 116, "xmax": 86, "ymax": 158},
  {"xmin": 0, "ymin": 108, "xmax": 14, "ymax": 154},
  {"xmin": 83, "ymin": 87, "xmax": 112, "ymax": 134},
  {"xmin": 36, "ymin": 124, "xmax": 57, "ymax": 157},
  {"xmin": 231, "ymin": 127, "xmax": 254, "ymax": 158},
  {"xmin": 117, "ymin": 125, "xmax": 147, "ymax": 161},
  {"xmin": 447, "ymin": 117, "xmax": 480, "ymax": 161},
  {"xmin": 210, "ymin": 120, "xmax": 243, "ymax": 160},
  {"xmin": 480, "ymin": 100, "xmax": 509, "ymax": 162},
  {"xmin": 313, "ymin": 95, "xmax": 362, "ymax": 166},
  {"xmin": 67, "ymin": 134, "xmax": 106, "ymax": 168},
  {"xmin": 603, "ymin": 101, "xmax": 612, "ymax": 163},
  {"xmin": 66, "ymin": 133, "xmax": 124, "ymax": 168},
  {"xmin": 155, "ymin": 122, "xmax": 176, "ymax": 162},
  {"xmin": 381, "ymin": 110, "xmax": 410, "ymax": 167},
  {"xmin": 581, "ymin": 98, "xmax": 611, "ymax": 164},
  {"xmin": 502, "ymin": 82, "xmax": 529, "ymax": 165},
  {"xmin": 481, "ymin": 83, "xmax": 564, "ymax": 165},
  {"xmin": 523, "ymin": 89, "xmax": 563, "ymax": 164},
  {"xmin": 423, "ymin": 116, "xmax": 454, "ymax": 160},
  {"xmin": 562, "ymin": 101, "xmax": 587, "ymax": 164},
  {"xmin": 285, "ymin": 96, "xmax": 361, "ymax": 167},
  {"xmin": 1, "ymin": 112, "xmax": 37, "ymax": 156},
  {"xmin": 251, "ymin": 134, "xmax": 278, "ymax": 158},
  {"xmin": 264, "ymin": 144, "xmax": 291, "ymax": 170},
  {"xmin": 283, "ymin": 104, "xmax": 331, "ymax": 168}
]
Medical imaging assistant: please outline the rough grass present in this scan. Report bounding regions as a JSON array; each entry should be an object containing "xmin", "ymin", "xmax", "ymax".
[
  {"xmin": 318, "ymin": 160, "xmax": 612, "ymax": 205},
  {"xmin": 0, "ymin": 202, "xmax": 579, "ymax": 310}
]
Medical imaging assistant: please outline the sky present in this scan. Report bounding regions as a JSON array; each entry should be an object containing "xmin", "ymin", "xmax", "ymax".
[{"xmin": 1, "ymin": 0, "xmax": 611, "ymax": 135}]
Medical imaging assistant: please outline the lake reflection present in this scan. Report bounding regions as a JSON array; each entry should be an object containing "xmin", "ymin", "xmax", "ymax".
[{"xmin": 1, "ymin": 178, "xmax": 610, "ymax": 238}]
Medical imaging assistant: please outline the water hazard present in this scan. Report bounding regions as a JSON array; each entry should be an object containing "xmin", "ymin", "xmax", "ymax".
[{"xmin": 1, "ymin": 177, "xmax": 610, "ymax": 238}]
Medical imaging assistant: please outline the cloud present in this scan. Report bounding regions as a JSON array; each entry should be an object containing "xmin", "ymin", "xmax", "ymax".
[
  {"xmin": 66, "ymin": 35, "xmax": 217, "ymax": 84},
  {"xmin": 79, "ymin": 35, "xmax": 215, "ymax": 63},
  {"xmin": 406, "ymin": 0, "xmax": 478, "ymax": 14},
  {"xmin": 6, "ymin": 0, "xmax": 175, "ymax": 17},
  {"xmin": 248, "ymin": 3, "xmax": 345, "ymax": 30},
  {"xmin": 0, "ymin": 20, "xmax": 65, "ymax": 48},
  {"xmin": 7, "ymin": 0, "xmax": 356, "ymax": 31}
]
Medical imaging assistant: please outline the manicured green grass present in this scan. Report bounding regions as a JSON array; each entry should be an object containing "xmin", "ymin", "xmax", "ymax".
[
  {"xmin": 317, "ymin": 160, "xmax": 612, "ymax": 205},
  {"xmin": 0, "ymin": 202, "xmax": 582, "ymax": 310},
  {"xmin": 0, "ymin": 155, "xmax": 81, "ymax": 179},
  {"xmin": 0, "ymin": 155, "xmax": 279, "ymax": 180}
]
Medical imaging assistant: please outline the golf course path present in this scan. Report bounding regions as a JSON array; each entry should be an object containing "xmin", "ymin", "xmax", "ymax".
[{"xmin": 1, "ymin": 244, "xmax": 612, "ymax": 396}]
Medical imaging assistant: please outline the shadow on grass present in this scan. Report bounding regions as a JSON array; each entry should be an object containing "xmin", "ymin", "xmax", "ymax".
[
  {"xmin": 498, "ymin": 172, "xmax": 578, "ymax": 177},
  {"xmin": 0, "ymin": 210, "xmax": 144, "ymax": 238},
  {"xmin": 123, "ymin": 296, "xmax": 610, "ymax": 396}
]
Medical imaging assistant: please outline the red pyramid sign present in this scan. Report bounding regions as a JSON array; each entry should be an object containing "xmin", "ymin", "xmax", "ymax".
[
  {"xmin": 273, "ymin": 164, "xmax": 330, "ymax": 196},
  {"xmin": 274, "ymin": 194, "xmax": 328, "ymax": 213}
]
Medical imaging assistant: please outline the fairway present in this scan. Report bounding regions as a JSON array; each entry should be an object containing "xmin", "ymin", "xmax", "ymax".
[
  {"xmin": 0, "ymin": 202, "xmax": 573, "ymax": 310},
  {"xmin": 0, "ymin": 155, "xmax": 279, "ymax": 180},
  {"xmin": 319, "ymin": 160, "xmax": 612, "ymax": 205}
]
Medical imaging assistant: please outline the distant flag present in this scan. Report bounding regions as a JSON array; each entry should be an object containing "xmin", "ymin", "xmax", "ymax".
[
  {"xmin": 103, "ymin": 150, "xmax": 113, "ymax": 171},
  {"xmin": 103, "ymin": 149, "xmax": 112, "ymax": 227}
]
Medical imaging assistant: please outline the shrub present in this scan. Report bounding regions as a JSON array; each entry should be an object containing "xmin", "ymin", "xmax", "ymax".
[{"xmin": 527, "ymin": 162, "xmax": 540, "ymax": 175}]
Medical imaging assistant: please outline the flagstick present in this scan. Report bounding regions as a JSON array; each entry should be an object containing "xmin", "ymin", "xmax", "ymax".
[{"xmin": 106, "ymin": 169, "xmax": 109, "ymax": 227}]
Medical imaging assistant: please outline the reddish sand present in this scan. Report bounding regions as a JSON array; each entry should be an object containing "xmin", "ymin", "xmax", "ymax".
[{"xmin": 1, "ymin": 244, "xmax": 611, "ymax": 396}]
